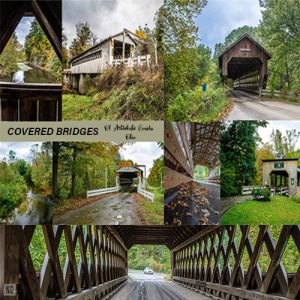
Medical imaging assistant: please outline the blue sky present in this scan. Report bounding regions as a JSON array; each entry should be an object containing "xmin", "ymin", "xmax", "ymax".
[
  {"xmin": 15, "ymin": 17, "xmax": 34, "ymax": 45},
  {"xmin": 195, "ymin": 0, "xmax": 262, "ymax": 50}
]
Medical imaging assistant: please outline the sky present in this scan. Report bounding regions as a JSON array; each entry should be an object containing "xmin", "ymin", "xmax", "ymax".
[
  {"xmin": 119, "ymin": 142, "xmax": 163, "ymax": 177},
  {"xmin": 258, "ymin": 121, "xmax": 300, "ymax": 149},
  {"xmin": 0, "ymin": 142, "xmax": 41, "ymax": 161},
  {"xmin": 63, "ymin": 0, "xmax": 162, "ymax": 48},
  {"xmin": 15, "ymin": 17, "xmax": 34, "ymax": 45},
  {"xmin": 195, "ymin": 0, "xmax": 262, "ymax": 50}
]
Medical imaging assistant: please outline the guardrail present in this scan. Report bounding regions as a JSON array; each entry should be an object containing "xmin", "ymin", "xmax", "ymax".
[
  {"xmin": 262, "ymin": 89, "xmax": 300, "ymax": 99},
  {"xmin": 137, "ymin": 185, "xmax": 154, "ymax": 201},
  {"xmin": 87, "ymin": 186, "xmax": 120, "ymax": 198}
]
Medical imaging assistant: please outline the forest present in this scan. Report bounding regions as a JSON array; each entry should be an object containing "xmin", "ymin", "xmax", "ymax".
[
  {"xmin": 165, "ymin": 0, "xmax": 300, "ymax": 121},
  {"xmin": 221, "ymin": 121, "xmax": 300, "ymax": 197},
  {"xmin": 63, "ymin": 9, "xmax": 164, "ymax": 121},
  {"xmin": 0, "ymin": 143, "xmax": 52, "ymax": 220},
  {"xmin": 0, "ymin": 18, "xmax": 61, "ymax": 81}
]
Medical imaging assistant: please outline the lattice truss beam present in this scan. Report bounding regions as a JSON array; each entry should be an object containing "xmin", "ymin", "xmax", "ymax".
[
  {"xmin": 0, "ymin": 225, "xmax": 128, "ymax": 300},
  {"xmin": 172, "ymin": 225, "xmax": 300, "ymax": 300},
  {"xmin": 191, "ymin": 122, "xmax": 220, "ymax": 168}
]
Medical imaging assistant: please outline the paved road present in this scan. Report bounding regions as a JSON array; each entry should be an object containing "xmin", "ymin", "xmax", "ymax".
[
  {"xmin": 226, "ymin": 90, "xmax": 300, "ymax": 120},
  {"xmin": 53, "ymin": 192, "xmax": 143, "ymax": 225},
  {"xmin": 111, "ymin": 271, "xmax": 211, "ymax": 300}
]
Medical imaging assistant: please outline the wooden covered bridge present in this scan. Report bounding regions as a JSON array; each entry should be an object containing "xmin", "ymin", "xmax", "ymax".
[
  {"xmin": 0, "ymin": 0, "xmax": 62, "ymax": 121},
  {"xmin": 64, "ymin": 29, "xmax": 153, "ymax": 94},
  {"xmin": 164, "ymin": 122, "xmax": 221, "ymax": 224},
  {"xmin": 219, "ymin": 34, "xmax": 271, "ymax": 96},
  {"xmin": 0, "ymin": 225, "xmax": 299, "ymax": 299}
]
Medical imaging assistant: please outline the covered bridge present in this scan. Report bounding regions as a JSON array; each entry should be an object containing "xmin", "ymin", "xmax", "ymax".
[
  {"xmin": 219, "ymin": 34, "xmax": 271, "ymax": 96},
  {"xmin": 0, "ymin": 0, "xmax": 62, "ymax": 121},
  {"xmin": 0, "ymin": 225, "xmax": 299, "ymax": 299}
]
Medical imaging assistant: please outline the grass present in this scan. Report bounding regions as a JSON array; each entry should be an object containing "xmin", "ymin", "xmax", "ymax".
[
  {"xmin": 134, "ymin": 187, "xmax": 164, "ymax": 225},
  {"xmin": 221, "ymin": 196, "xmax": 300, "ymax": 225}
]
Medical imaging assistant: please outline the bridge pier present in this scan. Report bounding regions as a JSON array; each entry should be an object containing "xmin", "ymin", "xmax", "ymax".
[
  {"xmin": 79, "ymin": 74, "xmax": 87, "ymax": 94},
  {"xmin": 71, "ymin": 74, "xmax": 79, "ymax": 91}
]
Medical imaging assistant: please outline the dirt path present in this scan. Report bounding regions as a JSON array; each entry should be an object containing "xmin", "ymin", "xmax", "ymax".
[
  {"xmin": 226, "ymin": 90, "xmax": 300, "ymax": 120},
  {"xmin": 221, "ymin": 195, "xmax": 251, "ymax": 215},
  {"xmin": 53, "ymin": 192, "xmax": 144, "ymax": 224},
  {"xmin": 111, "ymin": 271, "xmax": 211, "ymax": 300}
]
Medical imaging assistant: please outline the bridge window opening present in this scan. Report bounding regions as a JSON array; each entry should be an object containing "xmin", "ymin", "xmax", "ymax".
[
  {"xmin": 128, "ymin": 245, "xmax": 171, "ymax": 277},
  {"xmin": 270, "ymin": 170, "xmax": 289, "ymax": 187},
  {"xmin": 113, "ymin": 40, "xmax": 132, "ymax": 59}
]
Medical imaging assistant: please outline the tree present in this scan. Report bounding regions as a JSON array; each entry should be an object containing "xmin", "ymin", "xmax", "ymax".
[
  {"xmin": 147, "ymin": 156, "xmax": 163, "ymax": 187},
  {"xmin": 255, "ymin": 143, "xmax": 274, "ymax": 185},
  {"xmin": 8, "ymin": 150, "xmax": 16, "ymax": 163},
  {"xmin": 270, "ymin": 129, "xmax": 300, "ymax": 156},
  {"xmin": 69, "ymin": 22, "xmax": 98, "ymax": 58},
  {"xmin": 259, "ymin": 0, "xmax": 300, "ymax": 91},
  {"xmin": 221, "ymin": 121, "xmax": 267, "ymax": 197}
]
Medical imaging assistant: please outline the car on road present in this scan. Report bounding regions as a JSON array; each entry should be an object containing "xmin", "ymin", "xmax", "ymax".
[{"xmin": 144, "ymin": 267, "xmax": 154, "ymax": 275}]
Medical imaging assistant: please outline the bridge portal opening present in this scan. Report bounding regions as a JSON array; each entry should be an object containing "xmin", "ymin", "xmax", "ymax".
[
  {"xmin": 270, "ymin": 170, "xmax": 289, "ymax": 187},
  {"xmin": 116, "ymin": 165, "xmax": 144, "ymax": 191},
  {"xmin": 113, "ymin": 40, "xmax": 132, "ymax": 59}
]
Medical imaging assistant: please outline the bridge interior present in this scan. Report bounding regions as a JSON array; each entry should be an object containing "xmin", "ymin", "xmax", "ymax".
[
  {"xmin": 117, "ymin": 166, "xmax": 143, "ymax": 187},
  {"xmin": 0, "ymin": 0, "xmax": 62, "ymax": 121},
  {"xmin": 0, "ymin": 225, "xmax": 299, "ymax": 300}
]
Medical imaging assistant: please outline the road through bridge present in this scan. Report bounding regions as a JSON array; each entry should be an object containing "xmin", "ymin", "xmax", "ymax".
[{"xmin": 1, "ymin": 225, "xmax": 299, "ymax": 300}]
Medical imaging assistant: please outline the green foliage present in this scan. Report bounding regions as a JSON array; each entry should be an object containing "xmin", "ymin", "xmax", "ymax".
[
  {"xmin": 69, "ymin": 22, "xmax": 98, "ymax": 58},
  {"xmin": 24, "ymin": 19, "xmax": 61, "ymax": 80},
  {"xmin": 167, "ymin": 85, "xmax": 229, "ymax": 121},
  {"xmin": 194, "ymin": 165, "xmax": 208, "ymax": 180},
  {"xmin": 128, "ymin": 245, "xmax": 171, "ymax": 274},
  {"xmin": 0, "ymin": 160, "xmax": 28, "ymax": 219},
  {"xmin": 147, "ymin": 156, "xmax": 163, "ymax": 187},
  {"xmin": 221, "ymin": 121, "xmax": 267, "ymax": 197},
  {"xmin": 270, "ymin": 129, "xmax": 300, "ymax": 156},
  {"xmin": 0, "ymin": 33, "xmax": 19, "ymax": 77},
  {"xmin": 251, "ymin": 187, "xmax": 271, "ymax": 201},
  {"xmin": 221, "ymin": 196, "xmax": 300, "ymax": 224}
]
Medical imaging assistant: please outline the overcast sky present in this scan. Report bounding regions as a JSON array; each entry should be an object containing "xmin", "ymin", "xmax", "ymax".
[
  {"xmin": 119, "ymin": 142, "xmax": 163, "ymax": 177},
  {"xmin": 0, "ymin": 142, "xmax": 41, "ymax": 161},
  {"xmin": 196, "ymin": 0, "xmax": 262, "ymax": 50},
  {"xmin": 63, "ymin": 0, "xmax": 162, "ymax": 47},
  {"xmin": 15, "ymin": 17, "xmax": 34, "ymax": 45},
  {"xmin": 258, "ymin": 121, "xmax": 300, "ymax": 149}
]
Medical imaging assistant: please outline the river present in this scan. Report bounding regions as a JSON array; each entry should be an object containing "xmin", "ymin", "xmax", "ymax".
[
  {"xmin": 7, "ymin": 190, "xmax": 53, "ymax": 225},
  {"xmin": 1, "ymin": 62, "xmax": 57, "ymax": 83}
]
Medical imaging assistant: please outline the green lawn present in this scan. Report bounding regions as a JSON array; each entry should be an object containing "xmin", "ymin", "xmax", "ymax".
[{"xmin": 221, "ymin": 196, "xmax": 300, "ymax": 225}]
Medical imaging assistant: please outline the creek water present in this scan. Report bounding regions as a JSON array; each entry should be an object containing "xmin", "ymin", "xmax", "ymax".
[
  {"xmin": 8, "ymin": 190, "xmax": 52, "ymax": 225},
  {"xmin": 1, "ymin": 62, "xmax": 57, "ymax": 83}
]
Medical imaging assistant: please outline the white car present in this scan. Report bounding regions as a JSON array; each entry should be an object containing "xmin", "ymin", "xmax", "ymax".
[{"xmin": 144, "ymin": 267, "xmax": 154, "ymax": 275}]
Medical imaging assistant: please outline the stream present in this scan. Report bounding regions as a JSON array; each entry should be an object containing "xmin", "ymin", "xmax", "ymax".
[
  {"xmin": 1, "ymin": 62, "xmax": 57, "ymax": 83},
  {"xmin": 7, "ymin": 190, "xmax": 53, "ymax": 225}
]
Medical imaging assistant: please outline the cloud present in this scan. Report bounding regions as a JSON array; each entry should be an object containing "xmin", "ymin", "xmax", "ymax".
[
  {"xmin": 63, "ymin": 0, "xmax": 162, "ymax": 47},
  {"xmin": 119, "ymin": 142, "xmax": 163, "ymax": 176},
  {"xmin": 15, "ymin": 17, "xmax": 34, "ymax": 45},
  {"xmin": 258, "ymin": 121, "xmax": 300, "ymax": 149},
  {"xmin": 0, "ymin": 142, "xmax": 41, "ymax": 161},
  {"xmin": 195, "ymin": 0, "xmax": 262, "ymax": 50}
]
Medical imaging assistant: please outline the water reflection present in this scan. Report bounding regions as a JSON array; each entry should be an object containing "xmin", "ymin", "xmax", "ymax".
[{"xmin": 1, "ymin": 62, "xmax": 58, "ymax": 83}]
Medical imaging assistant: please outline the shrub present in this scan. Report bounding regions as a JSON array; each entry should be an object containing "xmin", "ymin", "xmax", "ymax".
[{"xmin": 251, "ymin": 188, "xmax": 271, "ymax": 201}]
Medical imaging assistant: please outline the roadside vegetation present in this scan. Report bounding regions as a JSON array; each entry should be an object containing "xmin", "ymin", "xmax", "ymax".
[
  {"xmin": 63, "ymin": 8, "xmax": 164, "ymax": 120},
  {"xmin": 165, "ymin": 0, "xmax": 300, "ymax": 121},
  {"xmin": 0, "ymin": 144, "xmax": 52, "ymax": 220}
]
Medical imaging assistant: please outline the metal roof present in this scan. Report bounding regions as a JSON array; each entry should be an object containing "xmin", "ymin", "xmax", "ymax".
[{"xmin": 116, "ymin": 166, "xmax": 142, "ymax": 173}]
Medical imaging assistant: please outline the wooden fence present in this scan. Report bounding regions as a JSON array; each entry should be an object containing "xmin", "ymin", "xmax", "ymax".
[
  {"xmin": 242, "ymin": 186, "xmax": 289, "ymax": 196},
  {"xmin": 172, "ymin": 225, "xmax": 300, "ymax": 300},
  {"xmin": 87, "ymin": 186, "xmax": 121, "ymax": 198},
  {"xmin": 112, "ymin": 55, "xmax": 151, "ymax": 68},
  {"xmin": 0, "ymin": 82, "xmax": 62, "ymax": 121},
  {"xmin": 0, "ymin": 225, "xmax": 128, "ymax": 300}
]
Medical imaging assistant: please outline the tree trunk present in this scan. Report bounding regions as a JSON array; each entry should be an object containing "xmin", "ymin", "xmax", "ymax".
[
  {"xmin": 70, "ymin": 147, "xmax": 78, "ymax": 198},
  {"xmin": 52, "ymin": 142, "xmax": 60, "ymax": 198}
]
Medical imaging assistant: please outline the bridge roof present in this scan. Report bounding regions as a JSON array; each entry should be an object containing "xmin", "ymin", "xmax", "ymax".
[
  {"xmin": 218, "ymin": 34, "xmax": 271, "ymax": 60},
  {"xmin": 0, "ymin": 0, "xmax": 62, "ymax": 60},
  {"xmin": 191, "ymin": 122, "xmax": 220, "ymax": 168},
  {"xmin": 70, "ymin": 28, "xmax": 147, "ymax": 63},
  {"xmin": 113, "ymin": 225, "xmax": 215, "ymax": 250},
  {"xmin": 116, "ymin": 166, "xmax": 143, "ymax": 173}
]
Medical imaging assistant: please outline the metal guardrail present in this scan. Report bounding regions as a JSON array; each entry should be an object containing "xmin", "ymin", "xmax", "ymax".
[
  {"xmin": 87, "ymin": 186, "xmax": 120, "ymax": 198},
  {"xmin": 137, "ymin": 186, "xmax": 154, "ymax": 201}
]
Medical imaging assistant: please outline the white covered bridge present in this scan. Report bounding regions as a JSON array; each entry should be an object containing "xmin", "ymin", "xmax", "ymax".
[{"xmin": 64, "ymin": 28, "xmax": 153, "ymax": 93}]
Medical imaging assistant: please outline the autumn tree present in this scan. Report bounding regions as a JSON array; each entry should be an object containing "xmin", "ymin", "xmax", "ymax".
[
  {"xmin": 147, "ymin": 156, "xmax": 163, "ymax": 187},
  {"xmin": 69, "ymin": 22, "xmax": 98, "ymax": 58}
]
